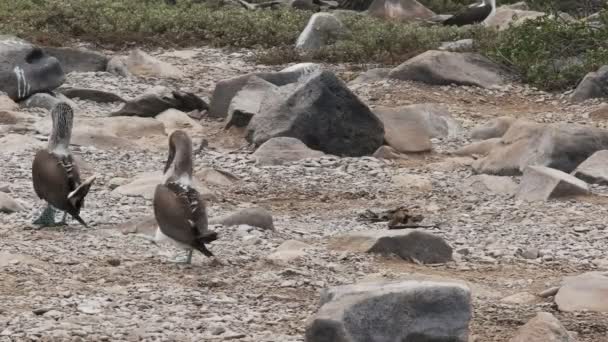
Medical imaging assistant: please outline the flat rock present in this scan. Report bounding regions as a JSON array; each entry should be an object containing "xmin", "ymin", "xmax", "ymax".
[
  {"xmin": 500, "ymin": 292, "xmax": 537, "ymax": 304},
  {"xmin": 209, "ymin": 207, "xmax": 274, "ymax": 230},
  {"xmin": 226, "ymin": 76, "xmax": 277, "ymax": 129},
  {"xmin": 22, "ymin": 92, "xmax": 76, "ymax": 111},
  {"xmin": 117, "ymin": 49, "xmax": 183, "ymax": 79},
  {"xmin": 0, "ymin": 94, "xmax": 18, "ymax": 111},
  {"xmin": 572, "ymin": 150, "xmax": 608, "ymax": 184},
  {"xmin": 247, "ymin": 71, "xmax": 384, "ymax": 157},
  {"xmin": 555, "ymin": 271, "xmax": 608, "ymax": 312},
  {"xmin": 329, "ymin": 229, "xmax": 452, "ymax": 264},
  {"xmin": 267, "ymin": 240, "xmax": 310, "ymax": 263},
  {"xmin": 373, "ymin": 105, "xmax": 431, "ymax": 152},
  {"xmin": 517, "ymin": 166, "xmax": 589, "ymax": 202},
  {"xmin": 509, "ymin": 312, "xmax": 574, "ymax": 342},
  {"xmin": 58, "ymin": 87, "xmax": 125, "ymax": 103},
  {"xmin": 253, "ymin": 137, "xmax": 325, "ymax": 166},
  {"xmin": 474, "ymin": 121, "xmax": 608, "ymax": 175},
  {"xmin": 471, "ymin": 116, "xmax": 516, "ymax": 140},
  {"xmin": 367, "ymin": 0, "xmax": 435, "ymax": 22},
  {"xmin": 438, "ymin": 39, "xmax": 474, "ymax": 52},
  {"xmin": 0, "ymin": 252, "xmax": 45, "ymax": 267},
  {"xmin": 0, "ymin": 110, "xmax": 35, "ymax": 125},
  {"xmin": 454, "ymin": 138, "xmax": 502, "ymax": 157},
  {"xmin": 295, "ymin": 13, "xmax": 348, "ymax": 53},
  {"xmin": 388, "ymin": 50, "xmax": 506, "ymax": 88},
  {"xmin": 485, "ymin": 8, "xmax": 545, "ymax": 31},
  {"xmin": 570, "ymin": 65, "xmax": 608, "ymax": 102},
  {"xmin": 43, "ymin": 46, "xmax": 108, "ymax": 73},
  {"xmin": 195, "ymin": 168, "xmax": 239, "ymax": 187},
  {"xmin": 0, "ymin": 192, "xmax": 24, "ymax": 213},
  {"xmin": 306, "ymin": 279, "xmax": 471, "ymax": 342},
  {"xmin": 155, "ymin": 108, "xmax": 203, "ymax": 135},
  {"xmin": 0, "ymin": 133, "xmax": 43, "ymax": 153},
  {"xmin": 348, "ymin": 68, "xmax": 390, "ymax": 86},
  {"xmin": 112, "ymin": 171, "xmax": 215, "ymax": 201},
  {"xmin": 460, "ymin": 175, "xmax": 518, "ymax": 195},
  {"xmin": 372, "ymin": 145, "xmax": 408, "ymax": 160},
  {"xmin": 392, "ymin": 173, "xmax": 432, "ymax": 192},
  {"xmin": 0, "ymin": 36, "xmax": 65, "ymax": 101}
]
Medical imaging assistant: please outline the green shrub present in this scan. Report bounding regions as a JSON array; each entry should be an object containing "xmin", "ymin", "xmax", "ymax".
[{"xmin": 480, "ymin": 14, "xmax": 608, "ymax": 90}]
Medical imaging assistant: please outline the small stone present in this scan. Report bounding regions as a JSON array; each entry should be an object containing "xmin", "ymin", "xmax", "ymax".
[
  {"xmin": 501, "ymin": 292, "xmax": 537, "ymax": 304},
  {"xmin": 32, "ymin": 307, "xmax": 53, "ymax": 316},
  {"xmin": 519, "ymin": 247, "xmax": 539, "ymax": 259},
  {"xmin": 210, "ymin": 326, "xmax": 226, "ymax": 335},
  {"xmin": 107, "ymin": 258, "xmax": 121, "ymax": 267}
]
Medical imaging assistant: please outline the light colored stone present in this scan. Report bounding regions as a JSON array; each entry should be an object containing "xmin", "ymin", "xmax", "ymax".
[
  {"xmin": 267, "ymin": 240, "xmax": 310, "ymax": 263},
  {"xmin": 366, "ymin": 0, "xmax": 435, "ymax": 22},
  {"xmin": 471, "ymin": 116, "xmax": 516, "ymax": 140},
  {"xmin": 509, "ymin": 312, "xmax": 574, "ymax": 342},
  {"xmin": 296, "ymin": 13, "xmax": 348, "ymax": 53},
  {"xmin": 0, "ymin": 134, "xmax": 43, "ymax": 153},
  {"xmin": 195, "ymin": 168, "xmax": 239, "ymax": 187},
  {"xmin": 0, "ymin": 193, "xmax": 24, "ymax": 213},
  {"xmin": 485, "ymin": 8, "xmax": 545, "ymax": 31},
  {"xmin": 253, "ymin": 137, "xmax": 325, "ymax": 166},
  {"xmin": 155, "ymin": 108, "xmax": 203, "ymax": 135},
  {"xmin": 392, "ymin": 173, "xmax": 432, "ymax": 192},
  {"xmin": 112, "ymin": 171, "xmax": 215, "ymax": 201},
  {"xmin": 501, "ymin": 292, "xmax": 537, "ymax": 304},
  {"xmin": 209, "ymin": 207, "xmax": 274, "ymax": 230},
  {"xmin": 329, "ymin": 229, "xmax": 452, "ymax": 264},
  {"xmin": 572, "ymin": 150, "xmax": 608, "ymax": 185},
  {"xmin": 123, "ymin": 49, "xmax": 183, "ymax": 79},
  {"xmin": 555, "ymin": 271, "xmax": 608, "ymax": 312},
  {"xmin": 460, "ymin": 175, "xmax": 518, "ymax": 195},
  {"xmin": 517, "ymin": 166, "xmax": 589, "ymax": 202}
]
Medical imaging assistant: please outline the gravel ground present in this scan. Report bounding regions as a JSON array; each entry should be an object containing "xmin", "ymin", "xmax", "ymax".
[{"xmin": 1, "ymin": 47, "xmax": 608, "ymax": 341}]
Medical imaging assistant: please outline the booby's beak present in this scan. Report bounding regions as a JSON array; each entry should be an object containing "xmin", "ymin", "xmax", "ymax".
[{"xmin": 163, "ymin": 141, "xmax": 176, "ymax": 175}]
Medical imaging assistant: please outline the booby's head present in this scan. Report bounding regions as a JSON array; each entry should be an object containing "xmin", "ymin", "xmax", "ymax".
[
  {"xmin": 48, "ymin": 102, "xmax": 74, "ymax": 154},
  {"xmin": 163, "ymin": 130, "xmax": 193, "ymax": 184}
]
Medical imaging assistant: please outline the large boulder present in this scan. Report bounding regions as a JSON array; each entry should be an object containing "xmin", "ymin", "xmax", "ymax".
[
  {"xmin": 0, "ymin": 36, "xmax": 65, "ymax": 101},
  {"xmin": 388, "ymin": 50, "xmax": 506, "ymax": 88},
  {"xmin": 473, "ymin": 121, "xmax": 608, "ymax": 175},
  {"xmin": 43, "ymin": 47, "xmax": 108, "ymax": 73},
  {"xmin": 374, "ymin": 103, "xmax": 459, "ymax": 153},
  {"xmin": 572, "ymin": 150, "xmax": 608, "ymax": 185},
  {"xmin": 555, "ymin": 271, "xmax": 608, "ymax": 312},
  {"xmin": 484, "ymin": 8, "xmax": 545, "ymax": 31},
  {"xmin": 509, "ymin": 312, "xmax": 574, "ymax": 342},
  {"xmin": 306, "ymin": 279, "xmax": 471, "ymax": 342},
  {"xmin": 226, "ymin": 76, "xmax": 278, "ymax": 129},
  {"xmin": 516, "ymin": 166, "xmax": 589, "ymax": 202},
  {"xmin": 329, "ymin": 229, "xmax": 452, "ymax": 264},
  {"xmin": 209, "ymin": 69, "xmax": 318, "ymax": 118},
  {"xmin": 155, "ymin": 108, "xmax": 203, "ymax": 135},
  {"xmin": 253, "ymin": 137, "xmax": 325, "ymax": 166},
  {"xmin": 295, "ymin": 13, "xmax": 349, "ymax": 53},
  {"xmin": 366, "ymin": 0, "xmax": 435, "ymax": 21},
  {"xmin": 570, "ymin": 65, "xmax": 608, "ymax": 102},
  {"xmin": 247, "ymin": 71, "xmax": 384, "ymax": 157}
]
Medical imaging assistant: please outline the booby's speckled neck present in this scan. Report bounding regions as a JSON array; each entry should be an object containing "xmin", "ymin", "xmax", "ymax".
[{"xmin": 48, "ymin": 102, "xmax": 74, "ymax": 155}]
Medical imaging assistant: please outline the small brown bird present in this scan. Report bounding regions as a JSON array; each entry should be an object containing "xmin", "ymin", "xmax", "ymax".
[
  {"xmin": 31, "ymin": 102, "xmax": 96, "ymax": 228},
  {"xmin": 153, "ymin": 130, "xmax": 217, "ymax": 264}
]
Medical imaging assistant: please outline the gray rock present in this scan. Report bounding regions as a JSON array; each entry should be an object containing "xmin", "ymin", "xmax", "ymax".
[
  {"xmin": 366, "ymin": 0, "xmax": 435, "ymax": 21},
  {"xmin": 509, "ymin": 312, "xmax": 574, "ymax": 342},
  {"xmin": 112, "ymin": 90, "xmax": 207, "ymax": 117},
  {"xmin": 290, "ymin": 0, "xmax": 320, "ymax": 11},
  {"xmin": 484, "ymin": 8, "xmax": 545, "ymax": 31},
  {"xmin": 348, "ymin": 68, "xmax": 390, "ymax": 86},
  {"xmin": 43, "ymin": 47, "xmax": 108, "ymax": 73},
  {"xmin": 22, "ymin": 92, "xmax": 76, "ymax": 111},
  {"xmin": 253, "ymin": 137, "xmax": 326, "ymax": 166},
  {"xmin": 372, "ymin": 145, "xmax": 408, "ymax": 160},
  {"xmin": 112, "ymin": 171, "xmax": 215, "ymax": 201},
  {"xmin": 460, "ymin": 175, "xmax": 518, "ymax": 196},
  {"xmin": 555, "ymin": 271, "xmax": 608, "ymax": 312},
  {"xmin": 267, "ymin": 240, "xmax": 310, "ymax": 263},
  {"xmin": 208, "ymin": 69, "xmax": 313, "ymax": 118},
  {"xmin": 295, "ymin": 13, "xmax": 348, "ymax": 53},
  {"xmin": 209, "ymin": 207, "xmax": 274, "ymax": 230},
  {"xmin": 474, "ymin": 121, "xmax": 608, "ymax": 175},
  {"xmin": 280, "ymin": 63, "xmax": 322, "ymax": 75},
  {"xmin": 570, "ymin": 65, "xmax": 608, "ymax": 102},
  {"xmin": 0, "ymin": 133, "xmax": 43, "ymax": 153},
  {"xmin": 58, "ymin": 87, "xmax": 125, "ymax": 103},
  {"xmin": 116, "ymin": 49, "xmax": 183, "ymax": 79},
  {"xmin": 470, "ymin": 116, "xmax": 516, "ymax": 140},
  {"xmin": 572, "ymin": 150, "xmax": 608, "ymax": 184},
  {"xmin": 0, "ymin": 192, "xmax": 24, "ymax": 213},
  {"xmin": 500, "ymin": 292, "xmax": 537, "ymax": 304},
  {"xmin": 0, "ymin": 36, "xmax": 65, "ymax": 101},
  {"xmin": 247, "ymin": 71, "xmax": 384, "ymax": 157},
  {"xmin": 306, "ymin": 279, "xmax": 471, "ymax": 342},
  {"xmin": 388, "ymin": 50, "xmax": 506, "ymax": 88},
  {"xmin": 517, "ymin": 166, "xmax": 589, "ymax": 202},
  {"xmin": 226, "ymin": 76, "xmax": 277, "ymax": 129},
  {"xmin": 374, "ymin": 103, "xmax": 458, "ymax": 153},
  {"xmin": 195, "ymin": 168, "xmax": 239, "ymax": 187},
  {"xmin": 0, "ymin": 94, "xmax": 17, "ymax": 111},
  {"xmin": 454, "ymin": 138, "xmax": 502, "ymax": 157},
  {"xmin": 438, "ymin": 39, "xmax": 474, "ymax": 52},
  {"xmin": 329, "ymin": 229, "xmax": 452, "ymax": 264}
]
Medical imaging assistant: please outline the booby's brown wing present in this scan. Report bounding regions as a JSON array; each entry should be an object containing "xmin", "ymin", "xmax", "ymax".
[
  {"xmin": 442, "ymin": 4, "xmax": 491, "ymax": 26},
  {"xmin": 153, "ymin": 183, "xmax": 217, "ymax": 247},
  {"xmin": 32, "ymin": 150, "xmax": 73, "ymax": 212}
]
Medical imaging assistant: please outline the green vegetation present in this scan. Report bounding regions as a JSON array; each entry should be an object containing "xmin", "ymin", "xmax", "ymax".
[{"xmin": 1, "ymin": 0, "xmax": 608, "ymax": 91}]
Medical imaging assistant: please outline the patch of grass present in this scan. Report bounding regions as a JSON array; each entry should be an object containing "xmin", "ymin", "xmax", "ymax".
[{"xmin": 479, "ymin": 14, "xmax": 608, "ymax": 90}]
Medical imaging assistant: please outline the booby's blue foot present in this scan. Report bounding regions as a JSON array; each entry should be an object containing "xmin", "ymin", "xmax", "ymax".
[
  {"xmin": 170, "ymin": 250, "xmax": 193, "ymax": 264},
  {"xmin": 33, "ymin": 205, "xmax": 57, "ymax": 228}
]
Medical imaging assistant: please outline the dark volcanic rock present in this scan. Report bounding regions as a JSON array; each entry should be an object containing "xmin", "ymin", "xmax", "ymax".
[
  {"xmin": 43, "ymin": 47, "xmax": 108, "ymax": 73},
  {"xmin": 246, "ymin": 70, "xmax": 384, "ymax": 157},
  {"xmin": 59, "ymin": 87, "xmax": 125, "ymax": 103},
  {"xmin": 0, "ymin": 36, "xmax": 65, "ymax": 101},
  {"xmin": 112, "ymin": 90, "xmax": 207, "ymax": 117}
]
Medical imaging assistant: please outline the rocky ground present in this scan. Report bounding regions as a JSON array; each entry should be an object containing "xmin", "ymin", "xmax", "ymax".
[{"xmin": 1, "ymin": 46, "xmax": 608, "ymax": 341}]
